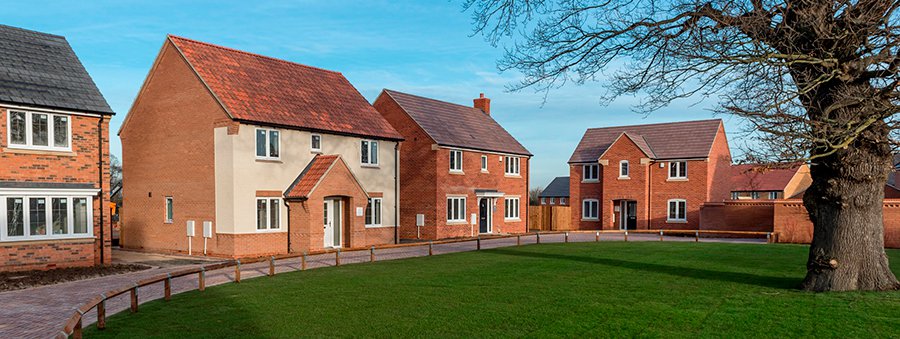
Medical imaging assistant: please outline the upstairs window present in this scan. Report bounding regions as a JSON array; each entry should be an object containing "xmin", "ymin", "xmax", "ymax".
[
  {"xmin": 481, "ymin": 155, "xmax": 488, "ymax": 172},
  {"xmin": 505, "ymin": 156, "xmax": 521, "ymax": 175},
  {"xmin": 583, "ymin": 164, "xmax": 599, "ymax": 181},
  {"xmin": 669, "ymin": 161, "xmax": 687, "ymax": 179},
  {"xmin": 560, "ymin": 197, "xmax": 567, "ymax": 205},
  {"xmin": 450, "ymin": 150, "xmax": 463, "ymax": 172},
  {"xmin": 667, "ymin": 199, "xmax": 687, "ymax": 222},
  {"xmin": 311, "ymin": 134, "xmax": 322, "ymax": 152},
  {"xmin": 751, "ymin": 192, "xmax": 760, "ymax": 199},
  {"xmin": 255, "ymin": 128, "xmax": 280, "ymax": 160},
  {"xmin": 619, "ymin": 160, "xmax": 630, "ymax": 178},
  {"xmin": 366, "ymin": 198, "xmax": 382, "ymax": 226},
  {"xmin": 361, "ymin": 140, "xmax": 379, "ymax": 166},
  {"xmin": 768, "ymin": 192, "xmax": 779, "ymax": 200},
  {"xmin": 731, "ymin": 192, "xmax": 739, "ymax": 200},
  {"xmin": 7, "ymin": 110, "xmax": 70, "ymax": 151}
]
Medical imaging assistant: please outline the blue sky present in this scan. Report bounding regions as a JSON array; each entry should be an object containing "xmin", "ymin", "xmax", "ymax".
[{"xmin": 6, "ymin": 0, "xmax": 745, "ymax": 189}]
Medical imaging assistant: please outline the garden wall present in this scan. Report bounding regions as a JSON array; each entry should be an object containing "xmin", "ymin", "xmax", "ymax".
[
  {"xmin": 772, "ymin": 199, "xmax": 900, "ymax": 248},
  {"xmin": 700, "ymin": 201, "xmax": 774, "ymax": 232}
]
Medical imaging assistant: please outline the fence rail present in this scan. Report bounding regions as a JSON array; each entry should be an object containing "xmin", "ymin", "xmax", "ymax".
[{"xmin": 57, "ymin": 229, "xmax": 775, "ymax": 338}]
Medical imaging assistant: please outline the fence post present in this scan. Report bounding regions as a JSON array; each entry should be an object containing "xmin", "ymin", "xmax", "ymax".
[
  {"xmin": 370, "ymin": 246, "xmax": 376, "ymax": 262},
  {"xmin": 767, "ymin": 232, "xmax": 772, "ymax": 244},
  {"xmin": 517, "ymin": 235, "xmax": 521, "ymax": 246},
  {"xmin": 164, "ymin": 274, "xmax": 172, "ymax": 300},
  {"xmin": 199, "ymin": 268, "xmax": 206, "ymax": 291},
  {"xmin": 595, "ymin": 231, "xmax": 600, "ymax": 242},
  {"xmin": 565, "ymin": 232, "xmax": 569, "ymax": 243},
  {"xmin": 335, "ymin": 249, "xmax": 341, "ymax": 266},
  {"xmin": 130, "ymin": 284, "xmax": 139, "ymax": 313},
  {"xmin": 73, "ymin": 316, "xmax": 83, "ymax": 339},
  {"xmin": 235, "ymin": 259, "xmax": 242, "ymax": 283},
  {"xmin": 624, "ymin": 231, "xmax": 629, "ymax": 242},
  {"xmin": 302, "ymin": 252, "xmax": 307, "ymax": 270},
  {"xmin": 269, "ymin": 256, "xmax": 276, "ymax": 277},
  {"xmin": 659, "ymin": 230, "xmax": 664, "ymax": 242},
  {"xmin": 536, "ymin": 232, "xmax": 541, "ymax": 244},
  {"xmin": 429, "ymin": 241, "xmax": 434, "ymax": 256},
  {"xmin": 695, "ymin": 231, "xmax": 700, "ymax": 242},
  {"xmin": 97, "ymin": 296, "xmax": 106, "ymax": 330},
  {"xmin": 477, "ymin": 236, "xmax": 481, "ymax": 250}
]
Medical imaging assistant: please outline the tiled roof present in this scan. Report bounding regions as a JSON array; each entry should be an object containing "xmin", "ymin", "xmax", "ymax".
[
  {"xmin": 381, "ymin": 89, "xmax": 531, "ymax": 156},
  {"xmin": 894, "ymin": 154, "xmax": 900, "ymax": 167},
  {"xmin": 168, "ymin": 35, "xmax": 402, "ymax": 140},
  {"xmin": 539, "ymin": 177, "xmax": 570, "ymax": 198},
  {"xmin": 792, "ymin": 185, "xmax": 900, "ymax": 200},
  {"xmin": 284, "ymin": 155, "xmax": 341, "ymax": 199},
  {"xmin": 569, "ymin": 119, "xmax": 721, "ymax": 163},
  {"xmin": 0, "ymin": 25, "xmax": 113, "ymax": 114},
  {"xmin": 730, "ymin": 164, "xmax": 800, "ymax": 192}
]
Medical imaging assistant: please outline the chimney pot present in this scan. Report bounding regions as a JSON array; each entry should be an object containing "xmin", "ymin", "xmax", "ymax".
[{"xmin": 474, "ymin": 93, "xmax": 491, "ymax": 115}]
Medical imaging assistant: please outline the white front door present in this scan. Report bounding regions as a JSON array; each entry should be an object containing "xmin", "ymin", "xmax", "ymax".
[{"xmin": 323, "ymin": 198, "xmax": 342, "ymax": 248}]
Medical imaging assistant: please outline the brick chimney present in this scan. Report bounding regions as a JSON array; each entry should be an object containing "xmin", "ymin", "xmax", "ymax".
[{"xmin": 473, "ymin": 93, "xmax": 491, "ymax": 115}]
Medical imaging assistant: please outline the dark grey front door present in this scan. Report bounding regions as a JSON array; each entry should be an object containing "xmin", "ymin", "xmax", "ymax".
[
  {"xmin": 479, "ymin": 199, "xmax": 489, "ymax": 233},
  {"xmin": 626, "ymin": 201, "xmax": 637, "ymax": 230}
]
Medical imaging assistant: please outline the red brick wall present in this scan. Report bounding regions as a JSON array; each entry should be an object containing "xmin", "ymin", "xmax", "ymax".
[
  {"xmin": 700, "ymin": 201, "xmax": 774, "ymax": 232},
  {"xmin": 706, "ymin": 124, "xmax": 733, "ymax": 203},
  {"xmin": 0, "ymin": 107, "xmax": 112, "ymax": 271},
  {"xmin": 373, "ymin": 94, "xmax": 437, "ymax": 239},
  {"xmin": 647, "ymin": 158, "xmax": 710, "ymax": 230},
  {"xmin": 374, "ymin": 93, "xmax": 528, "ymax": 240},
  {"xmin": 773, "ymin": 200, "xmax": 900, "ymax": 248},
  {"xmin": 0, "ymin": 239, "xmax": 95, "ymax": 272},
  {"xmin": 569, "ymin": 162, "xmax": 603, "ymax": 230},
  {"xmin": 599, "ymin": 137, "xmax": 651, "ymax": 230},
  {"xmin": 120, "ymin": 40, "xmax": 229, "ymax": 256}
]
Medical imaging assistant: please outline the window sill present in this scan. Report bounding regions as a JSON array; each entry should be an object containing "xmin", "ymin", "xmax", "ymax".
[
  {"xmin": 311, "ymin": 150, "xmax": 323, "ymax": 154},
  {"xmin": 361, "ymin": 164, "xmax": 380, "ymax": 169},
  {"xmin": 3, "ymin": 147, "xmax": 76, "ymax": 157},
  {"xmin": 365, "ymin": 224, "xmax": 394, "ymax": 229},
  {"xmin": 481, "ymin": 170, "xmax": 489, "ymax": 173},
  {"xmin": 164, "ymin": 220, "xmax": 173, "ymax": 224},
  {"xmin": 581, "ymin": 218, "xmax": 600, "ymax": 222},
  {"xmin": 504, "ymin": 218, "xmax": 521, "ymax": 222},
  {"xmin": 582, "ymin": 180, "xmax": 599, "ymax": 183},
  {"xmin": 617, "ymin": 176, "xmax": 630, "ymax": 180},
  {"xmin": 255, "ymin": 228, "xmax": 284, "ymax": 233},
  {"xmin": 504, "ymin": 174, "xmax": 522, "ymax": 178},
  {"xmin": 666, "ymin": 220, "xmax": 687, "ymax": 224},
  {"xmin": 449, "ymin": 171, "xmax": 465, "ymax": 175},
  {"xmin": 667, "ymin": 178, "xmax": 688, "ymax": 182},
  {"xmin": 446, "ymin": 220, "xmax": 468, "ymax": 225},
  {"xmin": 256, "ymin": 158, "xmax": 282, "ymax": 163}
]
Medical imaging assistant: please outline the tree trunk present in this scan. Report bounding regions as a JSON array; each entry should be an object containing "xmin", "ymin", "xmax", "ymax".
[{"xmin": 800, "ymin": 112, "xmax": 900, "ymax": 292}]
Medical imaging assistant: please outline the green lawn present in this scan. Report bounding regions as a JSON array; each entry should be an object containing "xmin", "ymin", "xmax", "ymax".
[{"xmin": 87, "ymin": 242, "xmax": 900, "ymax": 338}]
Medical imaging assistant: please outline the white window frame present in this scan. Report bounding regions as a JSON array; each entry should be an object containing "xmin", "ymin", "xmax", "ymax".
[
  {"xmin": 446, "ymin": 196, "xmax": 467, "ymax": 223},
  {"xmin": 165, "ymin": 197, "xmax": 173, "ymax": 223},
  {"xmin": 549, "ymin": 198, "xmax": 555, "ymax": 205},
  {"xmin": 582, "ymin": 199, "xmax": 599, "ymax": 220},
  {"xmin": 255, "ymin": 128, "xmax": 281, "ymax": 160},
  {"xmin": 667, "ymin": 199, "xmax": 687, "ymax": 222},
  {"xmin": 481, "ymin": 155, "xmax": 488, "ymax": 172},
  {"xmin": 311, "ymin": 134, "xmax": 322, "ymax": 153},
  {"xmin": 751, "ymin": 192, "xmax": 760, "ymax": 199},
  {"xmin": 540, "ymin": 197, "xmax": 546, "ymax": 205},
  {"xmin": 450, "ymin": 150, "xmax": 463, "ymax": 173},
  {"xmin": 768, "ymin": 192, "xmax": 778, "ymax": 200},
  {"xmin": 504, "ymin": 156, "xmax": 521, "ymax": 176},
  {"xmin": 366, "ymin": 197, "xmax": 383, "ymax": 227},
  {"xmin": 560, "ymin": 197, "xmax": 567, "ymax": 205},
  {"xmin": 619, "ymin": 160, "xmax": 630, "ymax": 178},
  {"xmin": 6, "ymin": 109, "xmax": 73, "ymax": 152},
  {"xmin": 0, "ymin": 194, "xmax": 94, "ymax": 242},
  {"xmin": 731, "ymin": 192, "xmax": 739, "ymax": 200},
  {"xmin": 504, "ymin": 197, "xmax": 521, "ymax": 220},
  {"xmin": 583, "ymin": 164, "xmax": 599, "ymax": 182},
  {"xmin": 256, "ymin": 198, "xmax": 281, "ymax": 231},
  {"xmin": 668, "ymin": 161, "xmax": 687, "ymax": 179},
  {"xmin": 361, "ymin": 140, "xmax": 379, "ymax": 166}
]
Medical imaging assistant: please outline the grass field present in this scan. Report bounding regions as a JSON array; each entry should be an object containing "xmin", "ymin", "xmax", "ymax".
[{"xmin": 86, "ymin": 242, "xmax": 900, "ymax": 338}]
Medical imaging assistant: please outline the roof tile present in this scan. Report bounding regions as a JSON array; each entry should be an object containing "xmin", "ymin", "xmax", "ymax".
[
  {"xmin": 569, "ymin": 119, "xmax": 721, "ymax": 163},
  {"xmin": 284, "ymin": 155, "xmax": 341, "ymax": 199}
]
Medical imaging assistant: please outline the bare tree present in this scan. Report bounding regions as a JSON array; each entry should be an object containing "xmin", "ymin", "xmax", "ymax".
[
  {"xmin": 530, "ymin": 186, "xmax": 544, "ymax": 205},
  {"xmin": 465, "ymin": 0, "xmax": 900, "ymax": 291}
]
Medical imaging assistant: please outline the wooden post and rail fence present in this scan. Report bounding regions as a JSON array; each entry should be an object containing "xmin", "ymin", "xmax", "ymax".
[{"xmin": 56, "ymin": 229, "xmax": 775, "ymax": 338}]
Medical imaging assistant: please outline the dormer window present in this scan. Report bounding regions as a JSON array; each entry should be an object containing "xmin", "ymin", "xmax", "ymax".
[{"xmin": 619, "ymin": 160, "xmax": 630, "ymax": 178}]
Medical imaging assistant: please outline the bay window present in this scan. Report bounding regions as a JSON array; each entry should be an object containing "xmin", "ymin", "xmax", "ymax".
[
  {"xmin": 7, "ymin": 110, "xmax": 71, "ymax": 151},
  {"xmin": 1, "ymin": 195, "xmax": 92, "ymax": 241}
]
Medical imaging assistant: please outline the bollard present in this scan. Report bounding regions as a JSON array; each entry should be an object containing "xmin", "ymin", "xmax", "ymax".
[
  {"xmin": 199, "ymin": 268, "xmax": 206, "ymax": 291},
  {"xmin": 301, "ymin": 253, "xmax": 307, "ymax": 270},
  {"xmin": 536, "ymin": 232, "xmax": 541, "ymax": 244},
  {"xmin": 269, "ymin": 256, "xmax": 276, "ymax": 277},
  {"xmin": 97, "ymin": 298, "xmax": 106, "ymax": 330},
  {"xmin": 565, "ymin": 232, "xmax": 569, "ymax": 243},
  {"xmin": 595, "ymin": 231, "xmax": 600, "ymax": 242},
  {"xmin": 517, "ymin": 235, "xmax": 521, "ymax": 246},
  {"xmin": 164, "ymin": 274, "xmax": 172, "ymax": 300},
  {"xmin": 235, "ymin": 259, "xmax": 242, "ymax": 283},
  {"xmin": 695, "ymin": 231, "xmax": 700, "ymax": 242},
  {"xmin": 130, "ymin": 284, "xmax": 139, "ymax": 313},
  {"xmin": 477, "ymin": 236, "xmax": 481, "ymax": 250},
  {"xmin": 370, "ymin": 246, "xmax": 376, "ymax": 262},
  {"xmin": 335, "ymin": 249, "xmax": 341, "ymax": 266},
  {"xmin": 767, "ymin": 232, "xmax": 772, "ymax": 244},
  {"xmin": 429, "ymin": 241, "xmax": 434, "ymax": 256},
  {"xmin": 624, "ymin": 231, "xmax": 629, "ymax": 242},
  {"xmin": 659, "ymin": 230, "xmax": 664, "ymax": 242}
]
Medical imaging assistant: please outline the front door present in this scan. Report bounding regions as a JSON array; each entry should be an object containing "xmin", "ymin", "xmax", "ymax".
[
  {"xmin": 619, "ymin": 200, "xmax": 638, "ymax": 230},
  {"xmin": 479, "ymin": 199, "xmax": 490, "ymax": 234},
  {"xmin": 323, "ymin": 198, "xmax": 343, "ymax": 248}
]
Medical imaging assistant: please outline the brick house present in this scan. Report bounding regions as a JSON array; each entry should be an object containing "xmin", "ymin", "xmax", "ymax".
[
  {"xmin": 730, "ymin": 164, "xmax": 811, "ymax": 200},
  {"xmin": 120, "ymin": 36, "xmax": 403, "ymax": 258},
  {"xmin": 0, "ymin": 25, "xmax": 114, "ymax": 271},
  {"xmin": 567, "ymin": 119, "xmax": 732, "ymax": 230},
  {"xmin": 373, "ymin": 90, "xmax": 531, "ymax": 240},
  {"xmin": 538, "ymin": 177, "xmax": 569, "ymax": 206}
]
